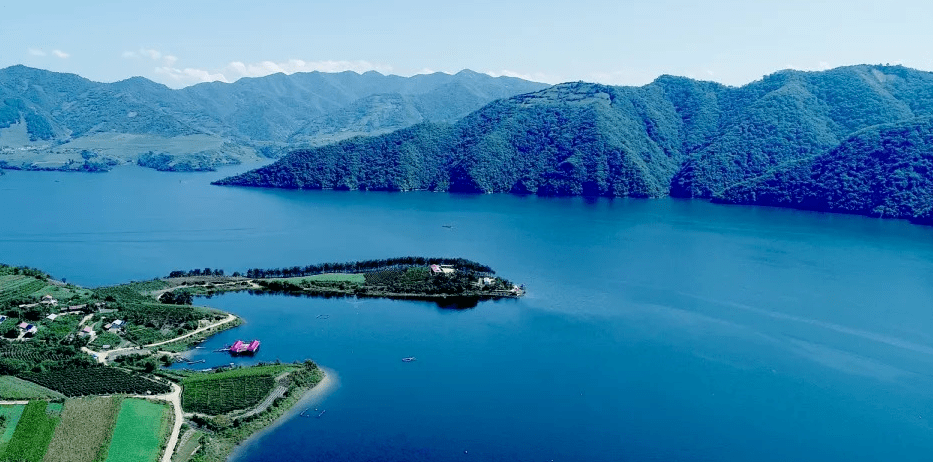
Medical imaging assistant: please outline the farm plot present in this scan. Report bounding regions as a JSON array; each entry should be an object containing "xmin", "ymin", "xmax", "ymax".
[
  {"xmin": 0, "ymin": 376, "xmax": 64, "ymax": 400},
  {"xmin": 181, "ymin": 365, "xmax": 289, "ymax": 415},
  {"xmin": 43, "ymin": 396, "xmax": 122, "ymax": 462},
  {"xmin": 20, "ymin": 367, "xmax": 171, "ymax": 397},
  {"xmin": 1, "ymin": 401, "xmax": 60, "ymax": 462},
  {"xmin": 104, "ymin": 398, "xmax": 171, "ymax": 462},
  {"xmin": 0, "ymin": 276, "xmax": 48, "ymax": 305},
  {"xmin": 0, "ymin": 404, "xmax": 26, "ymax": 446}
]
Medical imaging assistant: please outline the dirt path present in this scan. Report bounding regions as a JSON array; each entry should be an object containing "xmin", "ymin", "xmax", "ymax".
[
  {"xmin": 145, "ymin": 313, "xmax": 238, "ymax": 348},
  {"xmin": 129, "ymin": 382, "xmax": 183, "ymax": 462},
  {"xmin": 82, "ymin": 314, "xmax": 238, "ymax": 364},
  {"xmin": 0, "ymin": 400, "xmax": 29, "ymax": 405}
]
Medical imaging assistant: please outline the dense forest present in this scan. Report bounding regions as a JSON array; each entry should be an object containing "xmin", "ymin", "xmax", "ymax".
[
  {"xmin": 216, "ymin": 65, "xmax": 933, "ymax": 223},
  {"xmin": 715, "ymin": 117, "xmax": 933, "ymax": 221}
]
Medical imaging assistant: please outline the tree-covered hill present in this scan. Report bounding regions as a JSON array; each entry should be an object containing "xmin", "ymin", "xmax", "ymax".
[
  {"xmin": 0, "ymin": 66, "xmax": 547, "ymax": 171},
  {"xmin": 217, "ymin": 82, "xmax": 691, "ymax": 197},
  {"xmin": 217, "ymin": 64, "xmax": 933, "ymax": 208},
  {"xmin": 714, "ymin": 117, "xmax": 933, "ymax": 221}
]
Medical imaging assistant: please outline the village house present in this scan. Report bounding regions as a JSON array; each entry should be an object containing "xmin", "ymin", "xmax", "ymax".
[
  {"xmin": 46, "ymin": 313, "xmax": 58, "ymax": 321},
  {"xmin": 40, "ymin": 295, "xmax": 58, "ymax": 306}
]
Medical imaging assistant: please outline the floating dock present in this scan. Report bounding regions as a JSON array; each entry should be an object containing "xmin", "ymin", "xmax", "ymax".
[{"xmin": 229, "ymin": 339, "xmax": 261, "ymax": 355}]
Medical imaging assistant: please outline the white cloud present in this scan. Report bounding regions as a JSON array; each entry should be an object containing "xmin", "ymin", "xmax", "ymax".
[
  {"xmin": 27, "ymin": 47, "xmax": 46, "ymax": 56},
  {"xmin": 52, "ymin": 49, "xmax": 69, "ymax": 59},
  {"xmin": 155, "ymin": 66, "xmax": 230, "ymax": 84}
]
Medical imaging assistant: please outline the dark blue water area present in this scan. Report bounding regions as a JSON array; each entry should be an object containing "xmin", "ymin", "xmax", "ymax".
[{"xmin": 3, "ymin": 167, "xmax": 933, "ymax": 460}]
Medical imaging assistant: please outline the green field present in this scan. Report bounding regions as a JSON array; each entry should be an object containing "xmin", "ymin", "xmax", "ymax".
[
  {"xmin": 43, "ymin": 396, "xmax": 122, "ymax": 462},
  {"xmin": 1, "ymin": 401, "xmax": 60, "ymax": 462},
  {"xmin": 0, "ymin": 404, "xmax": 26, "ymax": 445},
  {"xmin": 181, "ymin": 365, "xmax": 288, "ymax": 415},
  {"xmin": 104, "ymin": 399, "xmax": 171, "ymax": 462},
  {"xmin": 279, "ymin": 273, "xmax": 365, "ymax": 284},
  {"xmin": 0, "ymin": 376, "xmax": 65, "ymax": 400}
]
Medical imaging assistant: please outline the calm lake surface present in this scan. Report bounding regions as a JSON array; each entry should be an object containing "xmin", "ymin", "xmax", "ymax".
[{"xmin": 3, "ymin": 166, "xmax": 933, "ymax": 461}]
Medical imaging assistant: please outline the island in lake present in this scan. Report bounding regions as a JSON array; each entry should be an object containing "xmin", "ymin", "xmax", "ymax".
[{"xmin": 0, "ymin": 258, "xmax": 520, "ymax": 462}]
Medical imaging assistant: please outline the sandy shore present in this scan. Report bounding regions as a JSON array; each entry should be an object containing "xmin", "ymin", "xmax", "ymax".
[{"xmin": 227, "ymin": 367, "xmax": 339, "ymax": 461}]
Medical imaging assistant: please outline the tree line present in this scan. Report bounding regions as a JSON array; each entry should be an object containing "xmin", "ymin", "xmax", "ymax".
[{"xmin": 166, "ymin": 257, "xmax": 495, "ymax": 280}]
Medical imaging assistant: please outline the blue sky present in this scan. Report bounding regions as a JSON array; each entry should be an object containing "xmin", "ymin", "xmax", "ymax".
[{"xmin": 2, "ymin": 0, "xmax": 931, "ymax": 88}]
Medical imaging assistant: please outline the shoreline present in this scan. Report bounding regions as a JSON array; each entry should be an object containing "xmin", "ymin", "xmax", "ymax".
[{"xmin": 226, "ymin": 367, "xmax": 339, "ymax": 461}]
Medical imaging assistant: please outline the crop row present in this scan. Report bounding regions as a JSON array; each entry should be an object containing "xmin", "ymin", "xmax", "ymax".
[
  {"xmin": 0, "ymin": 280, "xmax": 50, "ymax": 304},
  {"xmin": 19, "ymin": 367, "xmax": 172, "ymax": 397},
  {"xmin": 181, "ymin": 374, "xmax": 276, "ymax": 415}
]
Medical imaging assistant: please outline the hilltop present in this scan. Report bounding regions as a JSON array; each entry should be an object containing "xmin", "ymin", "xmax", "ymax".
[
  {"xmin": 216, "ymin": 64, "xmax": 933, "ymax": 222},
  {"xmin": 0, "ymin": 66, "xmax": 548, "ymax": 171}
]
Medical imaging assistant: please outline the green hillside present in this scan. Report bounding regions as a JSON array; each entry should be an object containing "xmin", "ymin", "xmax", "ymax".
[
  {"xmin": 0, "ymin": 66, "xmax": 547, "ymax": 171},
  {"xmin": 218, "ymin": 65, "xmax": 933, "ymax": 206},
  {"xmin": 715, "ymin": 117, "xmax": 933, "ymax": 221}
]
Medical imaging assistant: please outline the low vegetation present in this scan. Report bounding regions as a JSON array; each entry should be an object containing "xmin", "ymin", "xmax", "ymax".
[
  {"xmin": 42, "ymin": 396, "xmax": 122, "ymax": 462},
  {"xmin": 0, "ymin": 404, "xmax": 26, "ymax": 446},
  {"xmin": 0, "ymin": 375, "xmax": 64, "ymax": 400},
  {"xmin": 20, "ymin": 367, "xmax": 171, "ymax": 397},
  {"xmin": 1, "ymin": 400, "xmax": 60, "ymax": 462},
  {"xmin": 181, "ymin": 365, "xmax": 289, "ymax": 415},
  {"xmin": 104, "ymin": 398, "xmax": 171, "ymax": 462}
]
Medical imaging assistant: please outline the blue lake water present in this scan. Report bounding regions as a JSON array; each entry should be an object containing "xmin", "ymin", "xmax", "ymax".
[{"xmin": 2, "ymin": 166, "xmax": 933, "ymax": 461}]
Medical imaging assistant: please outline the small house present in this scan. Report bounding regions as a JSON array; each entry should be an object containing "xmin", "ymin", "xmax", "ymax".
[
  {"xmin": 430, "ymin": 264, "xmax": 442, "ymax": 274},
  {"xmin": 46, "ymin": 313, "xmax": 58, "ymax": 321},
  {"xmin": 24, "ymin": 326, "xmax": 37, "ymax": 337},
  {"xmin": 0, "ymin": 315, "xmax": 7, "ymax": 323},
  {"xmin": 40, "ymin": 295, "xmax": 58, "ymax": 306},
  {"xmin": 80, "ymin": 326, "xmax": 93, "ymax": 336},
  {"xmin": 103, "ymin": 323, "xmax": 112, "ymax": 330},
  {"xmin": 64, "ymin": 304, "xmax": 86, "ymax": 312},
  {"xmin": 439, "ymin": 264, "xmax": 456, "ymax": 274},
  {"xmin": 17, "ymin": 322, "xmax": 29, "ymax": 330}
]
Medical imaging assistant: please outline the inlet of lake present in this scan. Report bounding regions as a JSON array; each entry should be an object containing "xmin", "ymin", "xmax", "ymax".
[{"xmin": 2, "ymin": 165, "xmax": 933, "ymax": 461}]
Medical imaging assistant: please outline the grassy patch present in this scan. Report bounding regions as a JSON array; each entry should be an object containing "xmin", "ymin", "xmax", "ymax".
[
  {"xmin": 43, "ymin": 396, "xmax": 122, "ymax": 462},
  {"xmin": 279, "ymin": 273, "xmax": 365, "ymax": 284},
  {"xmin": 0, "ymin": 404, "xmax": 26, "ymax": 445},
  {"xmin": 1, "ymin": 400, "xmax": 60, "ymax": 462},
  {"xmin": 104, "ymin": 398, "xmax": 170, "ymax": 462},
  {"xmin": 0, "ymin": 376, "xmax": 64, "ymax": 400},
  {"xmin": 181, "ymin": 365, "xmax": 289, "ymax": 415},
  {"xmin": 90, "ymin": 332, "xmax": 124, "ymax": 349}
]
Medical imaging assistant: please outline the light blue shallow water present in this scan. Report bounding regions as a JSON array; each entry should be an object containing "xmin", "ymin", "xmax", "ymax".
[{"xmin": 2, "ymin": 166, "xmax": 933, "ymax": 461}]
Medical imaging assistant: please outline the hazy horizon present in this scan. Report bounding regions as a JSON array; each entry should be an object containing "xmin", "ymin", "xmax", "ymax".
[{"xmin": 3, "ymin": 0, "xmax": 932, "ymax": 89}]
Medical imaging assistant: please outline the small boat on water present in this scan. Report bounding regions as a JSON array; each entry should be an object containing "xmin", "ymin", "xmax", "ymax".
[{"xmin": 402, "ymin": 357, "xmax": 416, "ymax": 362}]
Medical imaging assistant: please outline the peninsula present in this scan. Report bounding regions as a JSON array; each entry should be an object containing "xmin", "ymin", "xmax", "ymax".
[{"xmin": 0, "ymin": 258, "xmax": 520, "ymax": 461}]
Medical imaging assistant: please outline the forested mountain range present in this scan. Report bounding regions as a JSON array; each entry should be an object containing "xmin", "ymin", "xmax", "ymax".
[
  {"xmin": 0, "ymin": 66, "xmax": 547, "ymax": 171},
  {"xmin": 216, "ymin": 64, "xmax": 933, "ymax": 223}
]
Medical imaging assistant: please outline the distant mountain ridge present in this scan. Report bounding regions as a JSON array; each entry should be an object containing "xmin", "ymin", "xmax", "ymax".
[
  {"xmin": 216, "ymin": 64, "xmax": 933, "ymax": 224},
  {"xmin": 0, "ymin": 66, "xmax": 548, "ymax": 171}
]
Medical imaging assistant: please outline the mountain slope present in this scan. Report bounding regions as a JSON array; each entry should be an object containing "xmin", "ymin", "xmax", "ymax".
[
  {"xmin": 0, "ymin": 66, "xmax": 548, "ymax": 171},
  {"xmin": 217, "ymin": 65, "xmax": 933, "ymax": 209},
  {"xmin": 714, "ymin": 117, "xmax": 933, "ymax": 221}
]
